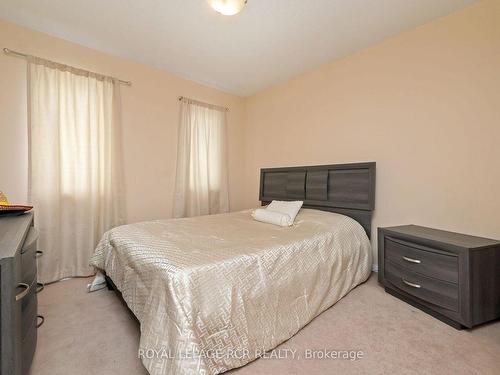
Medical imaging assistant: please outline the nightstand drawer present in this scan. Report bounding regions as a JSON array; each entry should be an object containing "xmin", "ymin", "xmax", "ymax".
[
  {"xmin": 385, "ymin": 261, "xmax": 459, "ymax": 312},
  {"xmin": 385, "ymin": 237, "xmax": 458, "ymax": 284}
]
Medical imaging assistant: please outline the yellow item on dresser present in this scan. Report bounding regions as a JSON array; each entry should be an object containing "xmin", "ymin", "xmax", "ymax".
[{"xmin": 0, "ymin": 192, "xmax": 9, "ymax": 206}]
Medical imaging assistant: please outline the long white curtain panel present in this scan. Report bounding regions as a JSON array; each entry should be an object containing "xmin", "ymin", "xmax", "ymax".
[
  {"xmin": 174, "ymin": 98, "xmax": 229, "ymax": 217},
  {"xmin": 28, "ymin": 56, "xmax": 126, "ymax": 283}
]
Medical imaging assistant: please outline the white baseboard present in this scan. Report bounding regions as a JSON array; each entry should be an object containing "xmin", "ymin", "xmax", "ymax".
[{"xmin": 372, "ymin": 264, "xmax": 379, "ymax": 273}]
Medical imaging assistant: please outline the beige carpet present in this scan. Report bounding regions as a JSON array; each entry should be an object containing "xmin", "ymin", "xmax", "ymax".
[{"xmin": 31, "ymin": 274, "xmax": 500, "ymax": 375}]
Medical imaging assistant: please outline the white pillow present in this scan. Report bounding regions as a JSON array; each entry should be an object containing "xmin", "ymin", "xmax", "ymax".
[
  {"xmin": 266, "ymin": 200, "xmax": 303, "ymax": 225},
  {"xmin": 252, "ymin": 208, "xmax": 291, "ymax": 227}
]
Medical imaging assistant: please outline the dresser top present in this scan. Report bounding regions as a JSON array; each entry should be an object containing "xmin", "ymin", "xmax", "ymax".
[
  {"xmin": 380, "ymin": 225, "xmax": 500, "ymax": 249},
  {"xmin": 0, "ymin": 212, "xmax": 34, "ymax": 259}
]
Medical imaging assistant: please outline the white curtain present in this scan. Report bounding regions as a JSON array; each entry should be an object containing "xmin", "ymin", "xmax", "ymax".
[
  {"xmin": 28, "ymin": 56, "xmax": 125, "ymax": 284},
  {"xmin": 173, "ymin": 98, "xmax": 229, "ymax": 217}
]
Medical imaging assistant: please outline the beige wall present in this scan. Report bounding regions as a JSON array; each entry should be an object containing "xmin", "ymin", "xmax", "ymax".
[
  {"xmin": 243, "ymin": 0, "xmax": 500, "ymax": 263},
  {"xmin": 0, "ymin": 19, "xmax": 246, "ymax": 223}
]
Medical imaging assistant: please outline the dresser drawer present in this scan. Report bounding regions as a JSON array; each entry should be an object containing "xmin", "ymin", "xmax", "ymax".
[
  {"xmin": 385, "ymin": 237, "xmax": 458, "ymax": 284},
  {"xmin": 21, "ymin": 227, "xmax": 38, "ymax": 254},
  {"xmin": 21, "ymin": 318, "xmax": 37, "ymax": 375},
  {"xmin": 20, "ymin": 280, "xmax": 38, "ymax": 341},
  {"xmin": 385, "ymin": 261, "xmax": 459, "ymax": 312},
  {"xmin": 21, "ymin": 228, "xmax": 38, "ymax": 286}
]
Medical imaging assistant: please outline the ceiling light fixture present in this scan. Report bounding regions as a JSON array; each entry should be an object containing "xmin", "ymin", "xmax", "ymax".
[{"xmin": 208, "ymin": 0, "xmax": 247, "ymax": 16}]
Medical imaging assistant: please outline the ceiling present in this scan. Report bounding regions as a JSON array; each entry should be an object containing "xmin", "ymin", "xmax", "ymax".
[{"xmin": 0, "ymin": 0, "xmax": 476, "ymax": 96}]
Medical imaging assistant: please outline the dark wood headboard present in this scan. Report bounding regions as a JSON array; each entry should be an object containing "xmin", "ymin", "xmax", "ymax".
[{"xmin": 259, "ymin": 162, "xmax": 376, "ymax": 237}]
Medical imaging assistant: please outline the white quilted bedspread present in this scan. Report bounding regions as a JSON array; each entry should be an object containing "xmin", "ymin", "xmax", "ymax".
[{"xmin": 89, "ymin": 208, "xmax": 371, "ymax": 375}]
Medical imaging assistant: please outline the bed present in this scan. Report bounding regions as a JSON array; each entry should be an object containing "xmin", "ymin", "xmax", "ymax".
[{"xmin": 90, "ymin": 162, "xmax": 376, "ymax": 375}]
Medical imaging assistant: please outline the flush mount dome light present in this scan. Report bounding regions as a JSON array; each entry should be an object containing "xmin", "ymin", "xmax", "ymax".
[{"xmin": 208, "ymin": 0, "xmax": 247, "ymax": 16}]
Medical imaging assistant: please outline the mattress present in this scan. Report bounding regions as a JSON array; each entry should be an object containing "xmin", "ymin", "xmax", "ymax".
[{"xmin": 89, "ymin": 208, "xmax": 372, "ymax": 375}]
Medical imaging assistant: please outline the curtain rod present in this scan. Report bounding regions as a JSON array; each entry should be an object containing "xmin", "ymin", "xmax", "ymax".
[
  {"xmin": 3, "ymin": 47, "xmax": 132, "ymax": 86},
  {"xmin": 178, "ymin": 96, "xmax": 229, "ymax": 112}
]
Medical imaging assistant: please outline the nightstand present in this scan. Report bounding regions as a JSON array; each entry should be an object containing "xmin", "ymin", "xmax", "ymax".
[{"xmin": 378, "ymin": 225, "xmax": 500, "ymax": 329}]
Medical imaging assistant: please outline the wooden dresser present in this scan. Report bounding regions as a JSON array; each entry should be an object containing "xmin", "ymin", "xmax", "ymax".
[
  {"xmin": 378, "ymin": 225, "xmax": 500, "ymax": 329},
  {"xmin": 0, "ymin": 212, "xmax": 42, "ymax": 375}
]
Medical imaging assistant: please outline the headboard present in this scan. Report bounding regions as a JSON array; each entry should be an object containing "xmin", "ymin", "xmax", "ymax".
[{"xmin": 259, "ymin": 162, "xmax": 376, "ymax": 237}]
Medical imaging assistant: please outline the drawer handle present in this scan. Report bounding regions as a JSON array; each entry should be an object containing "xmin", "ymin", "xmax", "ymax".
[
  {"xmin": 16, "ymin": 283, "xmax": 31, "ymax": 301},
  {"xmin": 36, "ymin": 250, "xmax": 44, "ymax": 258},
  {"xmin": 36, "ymin": 282, "xmax": 45, "ymax": 294},
  {"xmin": 37, "ymin": 315, "xmax": 45, "ymax": 328},
  {"xmin": 402, "ymin": 256, "xmax": 421, "ymax": 264},
  {"xmin": 402, "ymin": 278, "xmax": 421, "ymax": 289}
]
